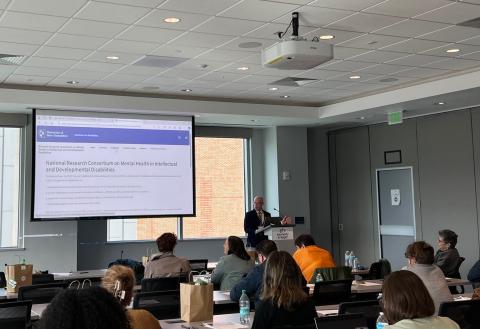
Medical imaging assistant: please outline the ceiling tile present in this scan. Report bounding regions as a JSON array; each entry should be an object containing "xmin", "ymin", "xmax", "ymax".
[
  {"xmin": 59, "ymin": 19, "xmax": 129, "ymax": 38},
  {"xmin": 0, "ymin": 65, "xmax": 20, "ymax": 75},
  {"xmin": 414, "ymin": 2, "xmax": 480, "ymax": 24},
  {"xmin": 394, "ymin": 66, "xmax": 452, "ymax": 78},
  {"xmin": 98, "ymin": 0, "xmax": 166, "ymax": 8},
  {"xmin": 307, "ymin": 79, "xmax": 351, "ymax": 89},
  {"xmin": 348, "ymin": 50, "xmax": 409, "ymax": 63},
  {"xmin": 309, "ymin": 0, "xmax": 385, "ymax": 11},
  {"xmin": 326, "ymin": 12, "xmax": 404, "ymax": 33},
  {"xmin": 460, "ymin": 35, "xmax": 480, "ymax": 46},
  {"xmin": 160, "ymin": 68, "xmax": 207, "ymax": 79},
  {"xmin": 243, "ymin": 22, "xmax": 316, "ymax": 39},
  {"xmin": 168, "ymin": 32, "xmax": 234, "ymax": 48},
  {"xmin": 422, "ymin": 58, "xmax": 480, "ymax": 70},
  {"xmin": 219, "ymin": 0, "xmax": 300, "ymax": 22},
  {"xmin": 374, "ymin": 19, "xmax": 450, "ymax": 38},
  {"xmin": 159, "ymin": 0, "xmax": 241, "ymax": 15},
  {"xmin": 150, "ymin": 45, "xmax": 210, "ymax": 58},
  {"xmin": 196, "ymin": 49, "xmax": 250, "ymax": 62},
  {"xmin": 332, "ymin": 47, "xmax": 371, "ymax": 60},
  {"xmin": 338, "ymin": 34, "xmax": 407, "ymax": 50},
  {"xmin": 4, "ymin": 74, "xmax": 53, "ymax": 85},
  {"xmin": 13, "ymin": 66, "xmax": 66, "ymax": 77},
  {"xmin": 58, "ymin": 69, "xmax": 110, "ymax": 80},
  {"xmin": 116, "ymin": 26, "xmax": 184, "ymax": 43},
  {"xmin": 136, "ymin": 9, "xmax": 210, "ymax": 30},
  {"xmin": 47, "ymin": 34, "xmax": 109, "ymax": 50},
  {"xmin": 143, "ymin": 74, "xmax": 191, "ymax": 86},
  {"xmin": 240, "ymin": 53, "xmax": 263, "ymax": 65},
  {"xmin": 88, "ymin": 81, "xmax": 133, "ymax": 90},
  {"xmin": 84, "ymin": 51, "xmax": 144, "ymax": 64},
  {"xmin": 0, "ymin": 0, "xmax": 9, "ymax": 9},
  {"xmin": 115, "ymin": 65, "xmax": 168, "ymax": 76},
  {"xmin": 274, "ymin": 6, "xmax": 354, "ymax": 27},
  {"xmin": 386, "ymin": 54, "xmax": 445, "ymax": 66},
  {"xmin": 71, "ymin": 61, "xmax": 125, "ymax": 72},
  {"xmin": 10, "ymin": 0, "xmax": 88, "ymax": 17},
  {"xmin": 198, "ymin": 71, "xmax": 245, "ymax": 82},
  {"xmin": 22, "ymin": 56, "xmax": 77, "ymax": 69},
  {"xmin": 364, "ymin": 0, "xmax": 452, "ymax": 18},
  {"xmin": 76, "ymin": 2, "xmax": 150, "ymax": 24},
  {"xmin": 0, "ymin": 42, "xmax": 40, "ymax": 56},
  {"xmin": 175, "ymin": 58, "xmax": 229, "ymax": 71},
  {"xmin": 193, "ymin": 17, "xmax": 265, "ymax": 36},
  {"xmin": 255, "ymin": 67, "xmax": 305, "ymax": 76},
  {"xmin": 356, "ymin": 63, "xmax": 412, "ymax": 75},
  {"xmin": 329, "ymin": 72, "xmax": 381, "ymax": 82},
  {"xmin": 99, "ymin": 39, "xmax": 160, "ymax": 54},
  {"xmin": 304, "ymin": 28, "xmax": 364, "ymax": 45},
  {"xmin": 319, "ymin": 60, "xmax": 374, "ymax": 72},
  {"xmin": 176, "ymin": 79, "xmax": 225, "ymax": 89},
  {"xmin": 102, "ymin": 73, "xmax": 149, "ymax": 83},
  {"xmin": 294, "ymin": 69, "xmax": 345, "ymax": 80},
  {"xmin": 217, "ymin": 62, "xmax": 264, "ymax": 74},
  {"xmin": 382, "ymin": 38, "xmax": 448, "ymax": 53},
  {"xmin": 218, "ymin": 37, "xmax": 275, "ymax": 52},
  {"xmin": 47, "ymin": 78, "xmax": 95, "ymax": 88},
  {"xmin": 234, "ymin": 74, "xmax": 281, "ymax": 84},
  {"xmin": 0, "ymin": 12, "xmax": 68, "ymax": 32},
  {"xmin": 34, "ymin": 46, "xmax": 93, "ymax": 60},
  {"xmin": 460, "ymin": 51, "xmax": 480, "ymax": 61},
  {"xmin": 419, "ymin": 26, "xmax": 480, "ymax": 43},
  {"xmin": 0, "ymin": 27, "xmax": 52, "ymax": 45},
  {"xmin": 421, "ymin": 43, "xmax": 480, "ymax": 58}
]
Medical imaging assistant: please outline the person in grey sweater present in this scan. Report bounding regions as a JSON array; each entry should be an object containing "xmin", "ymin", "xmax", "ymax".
[
  {"xmin": 404, "ymin": 241, "xmax": 453, "ymax": 314},
  {"xmin": 144, "ymin": 233, "xmax": 191, "ymax": 278},
  {"xmin": 433, "ymin": 229, "xmax": 461, "ymax": 278},
  {"xmin": 211, "ymin": 236, "xmax": 254, "ymax": 291}
]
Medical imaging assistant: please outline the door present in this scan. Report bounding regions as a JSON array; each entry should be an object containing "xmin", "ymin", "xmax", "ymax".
[{"xmin": 377, "ymin": 167, "xmax": 416, "ymax": 270}]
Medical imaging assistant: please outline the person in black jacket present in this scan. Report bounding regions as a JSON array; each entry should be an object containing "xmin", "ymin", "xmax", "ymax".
[
  {"xmin": 230, "ymin": 240, "xmax": 278, "ymax": 303},
  {"xmin": 244, "ymin": 196, "xmax": 272, "ymax": 247},
  {"xmin": 251, "ymin": 251, "xmax": 317, "ymax": 329},
  {"xmin": 468, "ymin": 259, "xmax": 480, "ymax": 285},
  {"xmin": 433, "ymin": 229, "xmax": 461, "ymax": 278}
]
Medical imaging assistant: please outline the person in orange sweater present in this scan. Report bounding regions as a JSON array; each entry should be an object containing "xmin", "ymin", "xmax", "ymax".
[{"xmin": 292, "ymin": 234, "xmax": 335, "ymax": 282}]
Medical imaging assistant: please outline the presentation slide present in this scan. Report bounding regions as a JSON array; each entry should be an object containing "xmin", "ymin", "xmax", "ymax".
[{"xmin": 33, "ymin": 110, "xmax": 194, "ymax": 220}]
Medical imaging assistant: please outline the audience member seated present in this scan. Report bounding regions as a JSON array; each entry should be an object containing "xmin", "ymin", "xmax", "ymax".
[
  {"xmin": 434, "ymin": 229, "xmax": 461, "ymax": 278},
  {"xmin": 467, "ymin": 259, "xmax": 480, "ymax": 285},
  {"xmin": 251, "ymin": 251, "xmax": 317, "ymax": 329},
  {"xmin": 38, "ymin": 286, "xmax": 131, "ymax": 329},
  {"xmin": 144, "ymin": 232, "xmax": 191, "ymax": 278},
  {"xmin": 403, "ymin": 241, "xmax": 453, "ymax": 314},
  {"xmin": 211, "ymin": 236, "xmax": 254, "ymax": 291},
  {"xmin": 230, "ymin": 240, "xmax": 278, "ymax": 303},
  {"xmin": 381, "ymin": 270, "xmax": 459, "ymax": 329},
  {"xmin": 102, "ymin": 265, "xmax": 161, "ymax": 329},
  {"xmin": 292, "ymin": 234, "xmax": 335, "ymax": 282}
]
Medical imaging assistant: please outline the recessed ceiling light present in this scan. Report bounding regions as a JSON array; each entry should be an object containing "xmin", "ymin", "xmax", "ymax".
[
  {"xmin": 66, "ymin": 80, "xmax": 79, "ymax": 85},
  {"xmin": 349, "ymin": 75, "xmax": 361, "ymax": 79},
  {"xmin": 237, "ymin": 66, "xmax": 249, "ymax": 71},
  {"xmin": 319, "ymin": 35, "xmax": 334, "ymax": 40},
  {"xmin": 281, "ymin": 95, "xmax": 290, "ymax": 98},
  {"xmin": 269, "ymin": 87, "xmax": 279, "ymax": 91},
  {"xmin": 435, "ymin": 101, "xmax": 445, "ymax": 105},
  {"xmin": 106, "ymin": 56, "xmax": 120, "ymax": 60},
  {"xmin": 446, "ymin": 48, "xmax": 460, "ymax": 53},
  {"xmin": 164, "ymin": 17, "xmax": 181, "ymax": 23},
  {"xmin": 359, "ymin": 116, "xmax": 366, "ymax": 120},
  {"xmin": 181, "ymin": 89, "xmax": 192, "ymax": 92},
  {"xmin": 251, "ymin": 119, "xmax": 258, "ymax": 122}
]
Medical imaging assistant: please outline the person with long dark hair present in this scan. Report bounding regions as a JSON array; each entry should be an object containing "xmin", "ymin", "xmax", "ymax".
[
  {"xmin": 381, "ymin": 271, "xmax": 459, "ymax": 329},
  {"xmin": 251, "ymin": 251, "xmax": 317, "ymax": 329},
  {"xmin": 211, "ymin": 236, "xmax": 254, "ymax": 290}
]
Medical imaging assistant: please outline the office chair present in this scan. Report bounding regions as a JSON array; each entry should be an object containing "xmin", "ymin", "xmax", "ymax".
[
  {"xmin": 141, "ymin": 275, "xmax": 188, "ymax": 292},
  {"xmin": 0, "ymin": 272, "xmax": 6, "ymax": 288},
  {"xmin": 133, "ymin": 290, "xmax": 180, "ymax": 320},
  {"xmin": 310, "ymin": 266, "xmax": 353, "ymax": 284},
  {"xmin": 438, "ymin": 299, "xmax": 480, "ymax": 329},
  {"xmin": 188, "ymin": 259, "xmax": 208, "ymax": 271},
  {"xmin": 314, "ymin": 313, "xmax": 368, "ymax": 329},
  {"xmin": 338, "ymin": 300, "xmax": 382, "ymax": 329},
  {"xmin": 17, "ymin": 282, "xmax": 68, "ymax": 304},
  {"xmin": 0, "ymin": 300, "xmax": 32, "ymax": 329},
  {"xmin": 312, "ymin": 279, "xmax": 353, "ymax": 306},
  {"xmin": 449, "ymin": 257, "xmax": 466, "ymax": 294},
  {"xmin": 32, "ymin": 273, "xmax": 55, "ymax": 285},
  {"xmin": 368, "ymin": 259, "xmax": 391, "ymax": 280}
]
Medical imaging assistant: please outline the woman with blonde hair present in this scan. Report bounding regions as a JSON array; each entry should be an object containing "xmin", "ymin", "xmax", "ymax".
[
  {"xmin": 252, "ymin": 251, "xmax": 317, "ymax": 329},
  {"xmin": 102, "ymin": 265, "xmax": 161, "ymax": 329}
]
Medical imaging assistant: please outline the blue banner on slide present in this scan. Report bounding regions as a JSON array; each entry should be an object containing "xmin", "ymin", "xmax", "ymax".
[{"xmin": 36, "ymin": 126, "xmax": 190, "ymax": 145}]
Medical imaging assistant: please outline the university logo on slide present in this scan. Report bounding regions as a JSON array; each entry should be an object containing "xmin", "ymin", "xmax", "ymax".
[{"xmin": 38, "ymin": 129, "xmax": 46, "ymax": 139}]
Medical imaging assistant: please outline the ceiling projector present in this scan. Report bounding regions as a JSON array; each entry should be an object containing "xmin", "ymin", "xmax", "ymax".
[{"xmin": 261, "ymin": 12, "xmax": 334, "ymax": 70}]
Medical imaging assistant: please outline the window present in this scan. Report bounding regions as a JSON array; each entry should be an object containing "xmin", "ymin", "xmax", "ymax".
[
  {"xmin": 107, "ymin": 136, "xmax": 248, "ymax": 241},
  {"xmin": 0, "ymin": 128, "xmax": 21, "ymax": 248}
]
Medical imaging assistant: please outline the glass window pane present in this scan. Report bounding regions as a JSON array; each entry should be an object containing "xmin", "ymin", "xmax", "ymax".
[
  {"xmin": 107, "ymin": 217, "xmax": 177, "ymax": 241},
  {"xmin": 183, "ymin": 137, "xmax": 245, "ymax": 239}
]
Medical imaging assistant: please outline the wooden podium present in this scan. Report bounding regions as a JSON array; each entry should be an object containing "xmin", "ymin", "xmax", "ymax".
[{"xmin": 255, "ymin": 224, "xmax": 296, "ymax": 253}]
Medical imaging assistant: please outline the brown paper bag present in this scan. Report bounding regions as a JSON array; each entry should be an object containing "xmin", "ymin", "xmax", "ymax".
[
  {"xmin": 180, "ymin": 282, "xmax": 213, "ymax": 322},
  {"xmin": 5, "ymin": 264, "xmax": 33, "ymax": 293}
]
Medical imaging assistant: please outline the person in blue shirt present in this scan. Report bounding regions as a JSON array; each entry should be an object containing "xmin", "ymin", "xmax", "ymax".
[
  {"xmin": 230, "ymin": 240, "xmax": 277, "ymax": 303},
  {"xmin": 468, "ymin": 259, "xmax": 480, "ymax": 286}
]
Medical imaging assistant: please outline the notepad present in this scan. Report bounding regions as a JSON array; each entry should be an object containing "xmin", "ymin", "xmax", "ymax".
[
  {"xmin": 358, "ymin": 281, "xmax": 382, "ymax": 286},
  {"xmin": 202, "ymin": 322, "xmax": 248, "ymax": 329},
  {"xmin": 316, "ymin": 309, "xmax": 338, "ymax": 316}
]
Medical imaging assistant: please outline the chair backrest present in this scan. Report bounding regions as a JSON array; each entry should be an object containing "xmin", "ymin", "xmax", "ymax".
[
  {"xmin": 338, "ymin": 300, "xmax": 381, "ymax": 329},
  {"xmin": 452, "ymin": 257, "xmax": 466, "ymax": 279},
  {"xmin": 0, "ymin": 300, "xmax": 32, "ymax": 329},
  {"xmin": 438, "ymin": 299, "xmax": 480, "ymax": 329},
  {"xmin": 17, "ymin": 282, "xmax": 68, "ymax": 304},
  {"xmin": 368, "ymin": 259, "xmax": 391, "ymax": 280},
  {"xmin": 108, "ymin": 258, "xmax": 145, "ymax": 284},
  {"xmin": 314, "ymin": 313, "xmax": 368, "ymax": 329},
  {"xmin": 141, "ymin": 275, "xmax": 188, "ymax": 292},
  {"xmin": 0, "ymin": 272, "xmax": 6, "ymax": 288},
  {"xmin": 310, "ymin": 266, "xmax": 353, "ymax": 283},
  {"xmin": 133, "ymin": 290, "xmax": 180, "ymax": 320},
  {"xmin": 313, "ymin": 279, "xmax": 353, "ymax": 306},
  {"xmin": 32, "ymin": 273, "xmax": 54, "ymax": 285},
  {"xmin": 188, "ymin": 259, "xmax": 208, "ymax": 271}
]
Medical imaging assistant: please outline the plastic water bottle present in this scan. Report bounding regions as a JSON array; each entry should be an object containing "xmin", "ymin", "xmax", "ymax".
[
  {"xmin": 376, "ymin": 312, "xmax": 388, "ymax": 329},
  {"xmin": 349, "ymin": 252, "xmax": 355, "ymax": 267},
  {"xmin": 239, "ymin": 290, "xmax": 250, "ymax": 325},
  {"xmin": 344, "ymin": 251, "xmax": 351, "ymax": 266},
  {"xmin": 316, "ymin": 273, "xmax": 323, "ymax": 282},
  {"xmin": 353, "ymin": 257, "xmax": 358, "ymax": 270}
]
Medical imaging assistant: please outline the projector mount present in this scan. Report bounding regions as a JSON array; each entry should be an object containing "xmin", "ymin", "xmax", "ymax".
[{"xmin": 276, "ymin": 12, "xmax": 317, "ymax": 42}]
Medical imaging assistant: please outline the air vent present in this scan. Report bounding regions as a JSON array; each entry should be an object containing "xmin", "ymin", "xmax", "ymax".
[
  {"xmin": 458, "ymin": 17, "xmax": 480, "ymax": 29},
  {"xmin": 0, "ymin": 54, "xmax": 27, "ymax": 65},
  {"xmin": 270, "ymin": 77, "xmax": 317, "ymax": 87},
  {"xmin": 133, "ymin": 55, "xmax": 188, "ymax": 68}
]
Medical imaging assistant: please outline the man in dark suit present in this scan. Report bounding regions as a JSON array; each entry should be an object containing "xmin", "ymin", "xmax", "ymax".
[{"xmin": 244, "ymin": 196, "xmax": 272, "ymax": 247}]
